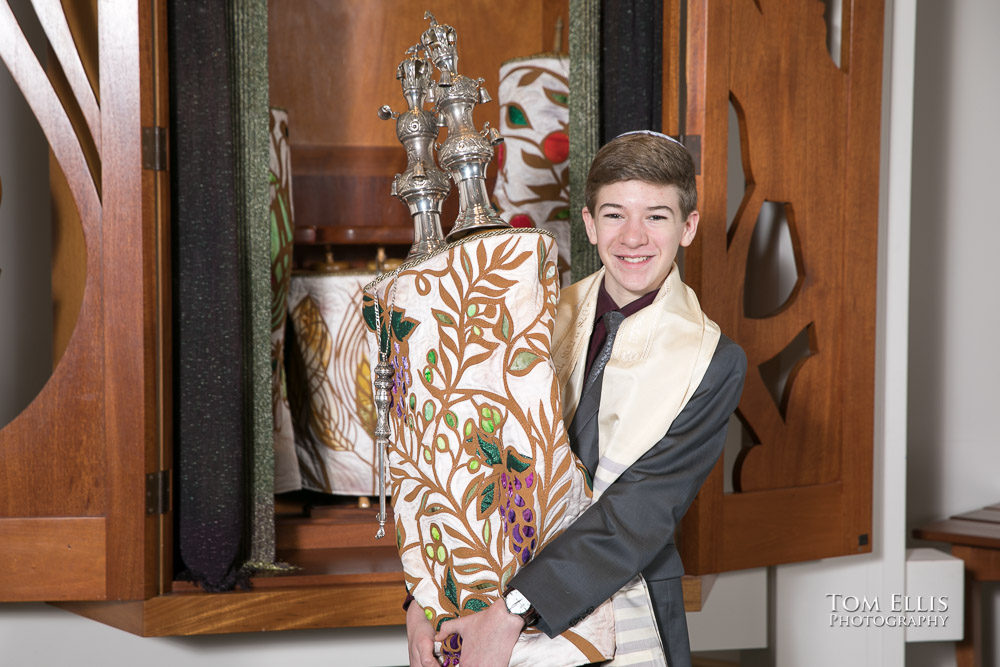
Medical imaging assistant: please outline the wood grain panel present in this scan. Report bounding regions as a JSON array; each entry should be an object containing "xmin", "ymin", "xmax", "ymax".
[
  {"xmin": 100, "ymin": 0, "xmax": 162, "ymax": 601},
  {"xmin": 915, "ymin": 520, "xmax": 1000, "ymax": 550},
  {"xmin": 58, "ymin": 583, "xmax": 408, "ymax": 636},
  {"xmin": 269, "ymin": 0, "xmax": 556, "ymax": 241},
  {"xmin": 0, "ymin": 0, "xmax": 105, "ymax": 521},
  {"xmin": 0, "ymin": 1, "xmax": 163, "ymax": 602},
  {"xmin": 277, "ymin": 507, "xmax": 398, "ymax": 550},
  {"xmin": 32, "ymin": 0, "xmax": 100, "ymax": 144},
  {"xmin": 50, "ymin": 0, "xmax": 98, "ymax": 367},
  {"xmin": 289, "ymin": 145, "xmax": 493, "ymax": 238},
  {"xmin": 678, "ymin": 0, "xmax": 882, "ymax": 573},
  {"xmin": 0, "ymin": 518, "xmax": 106, "ymax": 601},
  {"xmin": 268, "ymin": 0, "xmax": 546, "ymax": 148},
  {"xmin": 682, "ymin": 574, "xmax": 713, "ymax": 612},
  {"xmin": 57, "ymin": 567, "xmax": 713, "ymax": 635},
  {"xmin": 145, "ymin": 0, "xmax": 174, "ymax": 597}
]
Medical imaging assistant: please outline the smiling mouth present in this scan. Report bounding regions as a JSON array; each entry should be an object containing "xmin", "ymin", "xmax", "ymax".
[{"xmin": 617, "ymin": 255, "xmax": 652, "ymax": 264}]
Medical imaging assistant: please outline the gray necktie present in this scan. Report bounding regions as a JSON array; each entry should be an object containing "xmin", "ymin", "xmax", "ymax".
[{"xmin": 584, "ymin": 310, "xmax": 625, "ymax": 396}]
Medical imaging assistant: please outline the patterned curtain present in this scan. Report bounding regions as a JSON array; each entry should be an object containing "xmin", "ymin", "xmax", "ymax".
[
  {"xmin": 285, "ymin": 271, "xmax": 380, "ymax": 495},
  {"xmin": 492, "ymin": 55, "xmax": 572, "ymax": 284},
  {"xmin": 269, "ymin": 106, "xmax": 300, "ymax": 493}
]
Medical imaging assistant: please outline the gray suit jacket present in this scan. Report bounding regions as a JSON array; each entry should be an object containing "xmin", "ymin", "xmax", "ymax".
[{"xmin": 510, "ymin": 334, "xmax": 746, "ymax": 665}]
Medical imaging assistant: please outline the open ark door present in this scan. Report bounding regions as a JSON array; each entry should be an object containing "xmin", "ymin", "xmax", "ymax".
[
  {"xmin": 0, "ymin": 0, "xmax": 168, "ymax": 601},
  {"xmin": 674, "ymin": 0, "xmax": 884, "ymax": 574}
]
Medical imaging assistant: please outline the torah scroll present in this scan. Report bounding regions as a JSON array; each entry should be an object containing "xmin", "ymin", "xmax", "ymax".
[{"xmin": 365, "ymin": 229, "xmax": 614, "ymax": 667}]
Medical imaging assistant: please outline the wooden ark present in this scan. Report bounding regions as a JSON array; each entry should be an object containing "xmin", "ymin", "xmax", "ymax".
[{"xmin": 0, "ymin": 0, "xmax": 883, "ymax": 637}]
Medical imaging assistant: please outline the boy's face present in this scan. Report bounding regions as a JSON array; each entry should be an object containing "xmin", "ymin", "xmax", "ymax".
[{"xmin": 583, "ymin": 180, "xmax": 699, "ymax": 307}]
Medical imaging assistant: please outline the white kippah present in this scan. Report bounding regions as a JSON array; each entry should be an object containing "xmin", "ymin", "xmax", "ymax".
[{"xmin": 614, "ymin": 129, "xmax": 685, "ymax": 148}]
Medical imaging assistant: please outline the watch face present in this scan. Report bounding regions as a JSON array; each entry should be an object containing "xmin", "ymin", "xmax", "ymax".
[{"xmin": 505, "ymin": 589, "xmax": 531, "ymax": 615}]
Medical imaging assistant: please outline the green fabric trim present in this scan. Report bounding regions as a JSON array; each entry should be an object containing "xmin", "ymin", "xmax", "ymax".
[
  {"xmin": 569, "ymin": 0, "xmax": 602, "ymax": 281},
  {"xmin": 227, "ymin": 0, "xmax": 275, "ymax": 568}
]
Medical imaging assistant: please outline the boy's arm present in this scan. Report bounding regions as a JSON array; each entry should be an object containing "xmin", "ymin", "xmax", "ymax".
[{"xmin": 510, "ymin": 338, "xmax": 747, "ymax": 637}]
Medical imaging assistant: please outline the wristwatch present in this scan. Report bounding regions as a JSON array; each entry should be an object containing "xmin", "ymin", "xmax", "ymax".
[{"xmin": 503, "ymin": 588, "xmax": 539, "ymax": 629}]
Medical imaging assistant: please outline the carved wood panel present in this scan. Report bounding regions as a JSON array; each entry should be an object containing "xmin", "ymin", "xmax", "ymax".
[
  {"xmin": 0, "ymin": 0, "xmax": 166, "ymax": 601},
  {"xmin": 679, "ymin": 0, "xmax": 883, "ymax": 573}
]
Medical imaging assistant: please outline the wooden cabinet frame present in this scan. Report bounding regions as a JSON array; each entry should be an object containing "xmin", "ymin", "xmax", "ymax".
[{"xmin": 0, "ymin": 0, "xmax": 883, "ymax": 636}]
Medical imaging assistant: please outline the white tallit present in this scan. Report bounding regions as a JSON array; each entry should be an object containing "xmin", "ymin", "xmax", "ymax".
[{"xmin": 551, "ymin": 265, "xmax": 721, "ymax": 666}]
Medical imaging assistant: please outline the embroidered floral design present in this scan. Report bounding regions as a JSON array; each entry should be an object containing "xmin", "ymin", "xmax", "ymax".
[{"xmin": 364, "ymin": 233, "xmax": 612, "ymax": 666}]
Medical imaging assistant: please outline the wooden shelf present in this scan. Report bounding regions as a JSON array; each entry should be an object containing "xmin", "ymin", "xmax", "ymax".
[
  {"xmin": 54, "ymin": 580, "xmax": 407, "ymax": 636},
  {"xmin": 52, "ymin": 505, "xmax": 710, "ymax": 636},
  {"xmin": 56, "ymin": 507, "xmax": 408, "ymax": 636}
]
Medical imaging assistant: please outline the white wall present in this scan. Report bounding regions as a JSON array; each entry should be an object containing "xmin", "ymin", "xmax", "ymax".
[
  {"xmin": 906, "ymin": 0, "xmax": 1000, "ymax": 665},
  {"xmin": 0, "ymin": 604, "xmax": 408, "ymax": 666}
]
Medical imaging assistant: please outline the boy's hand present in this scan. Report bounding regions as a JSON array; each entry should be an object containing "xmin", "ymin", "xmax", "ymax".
[
  {"xmin": 406, "ymin": 601, "xmax": 442, "ymax": 667},
  {"xmin": 435, "ymin": 599, "xmax": 522, "ymax": 667}
]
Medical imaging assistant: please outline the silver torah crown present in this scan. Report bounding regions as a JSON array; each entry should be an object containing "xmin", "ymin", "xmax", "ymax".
[
  {"xmin": 378, "ymin": 12, "xmax": 510, "ymax": 262},
  {"xmin": 379, "ymin": 48, "xmax": 449, "ymax": 260}
]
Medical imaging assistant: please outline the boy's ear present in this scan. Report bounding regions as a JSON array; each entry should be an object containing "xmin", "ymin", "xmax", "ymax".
[
  {"xmin": 582, "ymin": 207, "xmax": 598, "ymax": 245},
  {"xmin": 680, "ymin": 210, "xmax": 700, "ymax": 247}
]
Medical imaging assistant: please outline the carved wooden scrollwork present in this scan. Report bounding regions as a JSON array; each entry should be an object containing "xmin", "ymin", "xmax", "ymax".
[
  {"xmin": 679, "ymin": 0, "xmax": 883, "ymax": 572},
  {"xmin": 0, "ymin": 0, "xmax": 163, "ymax": 602}
]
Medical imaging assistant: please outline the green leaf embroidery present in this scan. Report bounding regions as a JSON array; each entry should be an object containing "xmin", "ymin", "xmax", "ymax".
[
  {"xmin": 508, "ymin": 104, "xmax": 529, "ymax": 127},
  {"xmin": 509, "ymin": 350, "xmax": 539, "ymax": 372},
  {"xmin": 464, "ymin": 481, "xmax": 481, "ymax": 506},
  {"xmin": 479, "ymin": 482, "xmax": 495, "ymax": 514},
  {"xmin": 545, "ymin": 88, "xmax": 568, "ymax": 106},
  {"xmin": 470, "ymin": 582, "xmax": 497, "ymax": 592},
  {"xmin": 500, "ymin": 563, "xmax": 515, "ymax": 591},
  {"xmin": 464, "ymin": 598, "xmax": 489, "ymax": 612},
  {"xmin": 435, "ymin": 311, "xmax": 455, "ymax": 326},
  {"xmin": 361, "ymin": 296, "xmax": 379, "ymax": 332},
  {"xmin": 461, "ymin": 247, "xmax": 473, "ymax": 279},
  {"xmin": 444, "ymin": 568, "xmax": 459, "ymax": 608},
  {"xmin": 477, "ymin": 436, "xmax": 502, "ymax": 465},
  {"xmin": 577, "ymin": 462, "xmax": 593, "ymax": 491},
  {"xmin": 501, "ymin": 313, "xmax": 511, "ymax": 341},
  {"xmin": 391, "ymin": 309, "xmax": 417, "ymax": 340},
  {"xmin": 506, "ymin": 450, "xmax": 531, "ymax": 474}
]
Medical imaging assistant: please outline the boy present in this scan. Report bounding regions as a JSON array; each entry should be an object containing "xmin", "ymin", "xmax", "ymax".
[{"xmin": 408, "ymin": 131, "xmax": 746, "ymax": 667}]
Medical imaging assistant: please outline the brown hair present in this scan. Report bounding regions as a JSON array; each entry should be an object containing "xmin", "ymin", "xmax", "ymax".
[{"xmin": 584, "ymin": 133, "xmax": 697, "ymax": 219}]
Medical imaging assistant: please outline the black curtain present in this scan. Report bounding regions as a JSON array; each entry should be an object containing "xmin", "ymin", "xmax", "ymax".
[
  {"xmin": 600, "ymin": 0, "xmax": 663, "ymax": 142},
  {"xmin": 168, "ymin": 0, "xmax": 249, "ymax": 592}
]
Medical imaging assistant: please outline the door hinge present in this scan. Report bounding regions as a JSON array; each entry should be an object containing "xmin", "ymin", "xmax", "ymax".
[
  {"xmin": 680, "ymin": 134, "xmax": 701, "ymax": 175},
  {"xmin": 146, "ymin": 470, "xmax": 171, "ymax": 515},
  {"xmin": 141, "ymin": 126, "xmax": 168, "ymax": 171}
]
